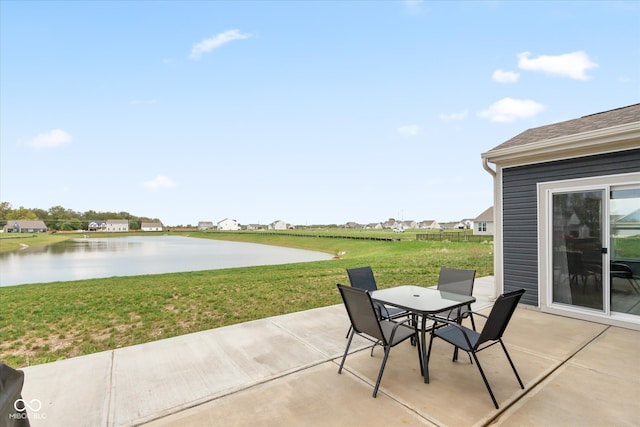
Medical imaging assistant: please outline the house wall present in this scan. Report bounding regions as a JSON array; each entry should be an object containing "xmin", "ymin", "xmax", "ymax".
[
  {"xmin": 473, "ymin": 221, "xmax": 494, "ymax": 235},
  {"xmin": 218, "ymin": 220, "xmax": 239, "ymax": 231},
  {"xmin": 501, "ymin": 148, "xmax": 640, "ymax": 306},
  {"xmin": 105, "ymin": 222, "xmax": 129, "ymax": 232},
  {"xmin": 271, "ymin": 221, "xmax": 287, "ymax": 230}
]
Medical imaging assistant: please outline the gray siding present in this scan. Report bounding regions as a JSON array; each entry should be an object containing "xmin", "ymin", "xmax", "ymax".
[{"xmin": 502, "ymin": 148, "xmax": 640, "ymax": 306}]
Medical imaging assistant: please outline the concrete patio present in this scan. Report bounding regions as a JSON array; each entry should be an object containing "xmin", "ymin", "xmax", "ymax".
[{"xmin": 18, "ymin": 277, "xmax": 640, "ymax": 426}]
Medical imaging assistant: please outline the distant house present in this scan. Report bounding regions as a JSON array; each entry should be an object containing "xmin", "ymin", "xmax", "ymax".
[
  {"xmin": 399, "ymin": 220, "xmax": 417, "ymax": 230},
  {"xmin": 197, "ymin": 221, "xmax": 215, "ymax": 231},
  {"xmin": 141, "ymin": 222, "xmax": 163, "ymax": 232},
  {"xmin": 2, "ymin": 220, "xmax": 47, "ymax": 233},
  {"xmin": 382, "ymin": 220, "xmax": 396, "ymax": 229},
  {"xmin": 439, "ymin": 222, "xmax": 459, "ymax": 230},
  {"xmin": 613, "ymin": 209, "xmax": 640, "ymax": 238},
  {"xmin": 344, "ymin": 222, "xmax": 363, "ymax": 229},
  {"xmin": 105, "ymin": 219, "xmax": 129, "ymax": 232},
  {"xmin": 218, "ymin": 218, "xmax": 240, "ymax": 231},
  {"xmin": 365, "ymin": 223, "xmax": 383, "ymax": 230},
  {"xmin": 418, "ymin": 220, "xmax": 441, "ymax": 230},
  {"xmin": 269, "ymin": 220, "xmax": 288, "ymax": 230},
  {"xmin": 457, "ymin": 219, "xmax": 473, "ymax": 229},
  {"xmin": 88, "ymin": 221, "xmax": 107, "ymax": 232},
  {"xmin": 472, "ymin": 207, "xmax": 494, "ymax": 235},
  {"xmin": 246, "ymin": 224, "xmax": 266, "ymax": 231}
]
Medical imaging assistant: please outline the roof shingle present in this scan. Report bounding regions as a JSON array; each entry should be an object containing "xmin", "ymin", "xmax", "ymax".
[{"xmin": 488, "ymin": 103, "xmax": 640, "ymax": 152}]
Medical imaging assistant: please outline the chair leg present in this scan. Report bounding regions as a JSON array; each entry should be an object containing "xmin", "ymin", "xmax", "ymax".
[
  {"xmin": 415, "ymin": 331, "xmax": 423, "ymax": 376},
  {"xmin": 370, "ymin": 340, "xmax": 380, "ymax": 357},
  {"xmin": 452, "ymin": 311, "xmax": 462, "ymax": 362},
  {"xmin": 410, "ymin": 314, "xmax": 418, "ymax": 346},
  {"xmin": 500, "ymin": 340, "xmax": 524, "ymax": 389},
  {"xmin": 426, "ymin": 329, "xmax": 435, "ymax": 378},
  {"xmin": 452, "ymin": 346, "xmax": 472, "ymax": 364},
  {"xmin": 338, "ymin": 329, "xmax": 355, "ymax": 374},
  {"xmin": 345, "ymin": 325, "xmax": 352, "ymax": 339},
  {"xmin": 372, "ymin": 346, "xmax": 391, "ymax": 398},
  {"xmin": 470, "ymin": 351, "xmax": 499, "ymax": 409}
]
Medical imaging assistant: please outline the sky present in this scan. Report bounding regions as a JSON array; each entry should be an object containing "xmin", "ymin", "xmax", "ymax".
[{"xmin": 1, "ymin": 1, "xmax": 639, "ymax": 227}]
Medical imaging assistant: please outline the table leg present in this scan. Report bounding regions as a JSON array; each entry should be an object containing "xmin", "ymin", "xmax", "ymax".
[
  {"xmin": 453, "ymin": 307, "xmax": 461, "ymax": 361},
  {"xmin": 421, "ymin": 315, "xmax": 429, "ymax": 383}
]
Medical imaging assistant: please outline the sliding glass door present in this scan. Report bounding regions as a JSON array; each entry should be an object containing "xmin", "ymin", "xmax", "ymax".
[
  {"xmin": 610, "ymin": 187, "xmax": 640, "ymax": 315},
  {"xmin": 551, "ymin": 190, "xmax": 605, "ymax": 311},
  {"xmin": 540, "ymin": 173, "xmax": 640, "ymax": 326}
]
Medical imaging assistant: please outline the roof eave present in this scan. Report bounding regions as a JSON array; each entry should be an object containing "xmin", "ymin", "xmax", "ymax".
[{"xmin": 481, "ymin": 122, "xmax": 640, "ymax": 167}]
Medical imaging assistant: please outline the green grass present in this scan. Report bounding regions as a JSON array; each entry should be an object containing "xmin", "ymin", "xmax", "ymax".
[
  {"xmin": 612, "ymin": 235, "xmax": 640, "ymax": 259},
  {"xmin": 0, "ymin": 232, "xmax": 74, "ymax": 253},
  {"xmin": 0, "ymin": 231, "xmax": 493, "ymax": 367}
]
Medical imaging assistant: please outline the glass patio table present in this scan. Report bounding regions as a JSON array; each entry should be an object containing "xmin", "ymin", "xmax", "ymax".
[{"xmin": 371, "ymin": 285, "xmax": 476, "ymax": 383}]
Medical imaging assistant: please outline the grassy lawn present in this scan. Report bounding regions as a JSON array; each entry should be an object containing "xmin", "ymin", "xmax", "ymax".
[
  {"xmin": 0, "ymin": 232, "xmax": 72, "ymax": 252},
  {"xmin": 0, "ymin": 230, "xmax": 493, "ymax": 367}
]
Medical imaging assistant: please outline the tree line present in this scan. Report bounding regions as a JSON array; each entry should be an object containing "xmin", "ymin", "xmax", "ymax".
[{"xmin": 0, "ymin": 202, "xmax": 161, "ymax": 231}]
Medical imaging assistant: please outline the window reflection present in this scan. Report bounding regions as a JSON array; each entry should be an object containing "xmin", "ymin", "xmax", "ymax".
[
  {"xmin": 610, "ymin": 188, "xmax": 640, "ymax": 315},
  {"xmin": 552, "ymin": 191, "xmax": 604, "ymax": 310}
]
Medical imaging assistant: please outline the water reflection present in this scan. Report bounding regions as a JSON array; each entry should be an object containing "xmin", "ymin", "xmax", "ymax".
[
  {"xmin": 2, "ymin": 238, "xmax": 142, "ymax": 256},
  {"xmin": 0, "ymin": 235, "xmax": 333, "ymax": 287}
]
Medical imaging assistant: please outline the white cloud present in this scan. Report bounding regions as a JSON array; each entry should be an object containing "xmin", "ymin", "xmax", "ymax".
[
  {"xmin": 28, "ymin": 129, "xmax": 72, "ymax": 148},
  {"xmin": 492, "ymin": 69, "xmax": 520, "ymax": 83},
  {"xmin": 517, "ymin": 51, "xmax": 598, "ymax": 80},
  {"xmin": 478, "ymin": 97, "xmax": 545, "ymax": 123},
  {"xmin": 142, "ymin": 175, "xmax": 177, "ymax": 191},
  {"xmin": 439, "ymin": 110, "xmax": 468, "ymax": 120},
  {"xmin": 403, "ymin": 0, "xmax": 424, "ymax": 13},
  {"xmin": 189, "ymin": 30, "xmax": 252, "ymax": 60},
  {"xmin": 397, "ymin": 124, "xmax": 420, "ymax": 136}
]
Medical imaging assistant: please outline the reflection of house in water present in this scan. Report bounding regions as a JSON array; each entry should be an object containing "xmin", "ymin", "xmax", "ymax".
[{"xmin": 614, "ymin": 208, "xmax": 640, "ymax": 238}]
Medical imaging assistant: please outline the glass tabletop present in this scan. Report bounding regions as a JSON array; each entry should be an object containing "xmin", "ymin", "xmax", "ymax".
[{"xmin": 371, "ymin": 285, "xmax": 475, "ymax": 314}]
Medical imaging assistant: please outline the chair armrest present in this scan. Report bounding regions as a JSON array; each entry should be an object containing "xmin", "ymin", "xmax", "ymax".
[
  {"xmin": 429, "ymin": 316, "xmax": 475, "ymax": 348},
  {"xmin": 468, "ymin": 311, "xmax": 488, "ymax": 320},
  {"xmin": 387, "ymin": 317, "xmax": 416, "ymax": 342}
]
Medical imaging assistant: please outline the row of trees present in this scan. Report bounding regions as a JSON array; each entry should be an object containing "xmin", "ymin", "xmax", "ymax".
[{"xmin": 0, "ymin": 202, "xmax": 161, "ymax": 231}]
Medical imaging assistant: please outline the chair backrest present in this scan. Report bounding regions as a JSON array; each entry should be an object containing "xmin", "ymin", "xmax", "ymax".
[
  {"xmin": 347, "ymin": 266, "xmax": 378, "ymax": 292},
  {"xmin": 337, "ymin": 284, "xmax": 386, "ymax": 344},
  {"xmin": 437, "ymin": 267, "xmax": 476, "ymax": 296},
  {"xmin": 476, "ymin": 289, "xmax": 525, "ymax": 347}
]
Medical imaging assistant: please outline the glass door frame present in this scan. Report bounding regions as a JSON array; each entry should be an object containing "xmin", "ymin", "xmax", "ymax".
[
  {"xmin": 537, "ymin": 172, "xmax": 640, "ymax": 328},
  {"xmin": 550, "ymin": 188, "xmax": 606, "ymax": 312}
]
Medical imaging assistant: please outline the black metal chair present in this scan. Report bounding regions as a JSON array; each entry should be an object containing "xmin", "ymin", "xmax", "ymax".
[
  {"xmin": 345, "ymin": 267, "xmax": 409, "ymax": 339},
  {"xmin": 337, "ymin": 284, "xmax": 422, "ymax": 398},
  {"xmin": 434, "ymin": 267, "xmax": 477, "ymax": 330},
  {"xmin": 427, "ymin": 288, "xmax": 526, "ymax": 409},
  {"xmin": 611, "ymin": 262, "xmax": 640, "ymax": 295}
]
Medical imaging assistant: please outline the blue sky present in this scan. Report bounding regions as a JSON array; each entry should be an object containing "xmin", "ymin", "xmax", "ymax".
[{"xmin": 1, "ymin": 1, "xmax": 638, "ymax": 227}]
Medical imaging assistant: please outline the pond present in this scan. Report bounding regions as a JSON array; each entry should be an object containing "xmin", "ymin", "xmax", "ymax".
[{"xmin": 0, "ymin": 235, "xmax": 334, "ymax": 287}]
